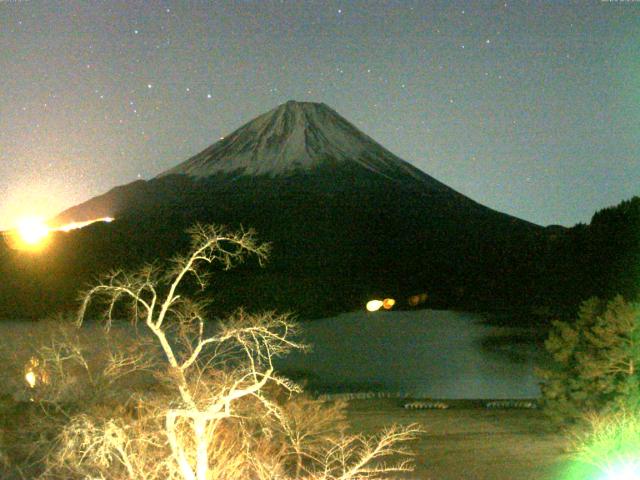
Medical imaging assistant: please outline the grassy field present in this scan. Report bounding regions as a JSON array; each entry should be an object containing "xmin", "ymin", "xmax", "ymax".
[{"xmin": 344, "ymin": 399, "xmax": 572, "ymax": 480}]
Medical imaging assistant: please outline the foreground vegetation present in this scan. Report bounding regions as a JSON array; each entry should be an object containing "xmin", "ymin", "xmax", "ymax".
[
  {"xmin": 0, "ymin": 224, "xmax": 420, "ymax": 479},
  {"xmin": 1, "ymin": 216, "xmax": 638, "ymax": 478},
  {"xmin": 537, "ymin": 296, "xmax": 640, "ymax": 424},
  {"xmin": 537, "ymin": 295, "xmax": 640, "ymax": 478},
  {"xmin": 346, "ymin": 399, "xmax": 566, "ymax": 480}
]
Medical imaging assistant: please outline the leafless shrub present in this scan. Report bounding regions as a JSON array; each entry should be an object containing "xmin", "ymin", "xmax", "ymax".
[{"xmin": 307, "ymin": 424, "xmax": 421, "ymax": 480}]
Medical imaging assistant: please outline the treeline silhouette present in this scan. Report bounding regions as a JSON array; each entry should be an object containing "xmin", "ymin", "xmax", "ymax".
[{"xmin": 0, "ymin": 190, "xmax": 637, "ymax": 324}]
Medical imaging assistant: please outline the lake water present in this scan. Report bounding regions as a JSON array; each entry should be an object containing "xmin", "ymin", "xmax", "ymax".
[
  {"xmin": 275, "ymin": 309, "xmax": 548, "ymax": 399},
  {"xmin": 0, "ymin": 309, "xmax": 548, "ymax": 400}
]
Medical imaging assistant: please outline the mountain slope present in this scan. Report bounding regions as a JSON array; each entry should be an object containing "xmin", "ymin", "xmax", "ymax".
[
  {"xmin": 14, "ymin": 101, "xmax": 548, "ymax": 319},
  {"xmin": 159, "ymin": 100, "xmax": 443, "ymax": 186},
  {"xmin": 55, "ymin": 100, "xmax": 528, "ymax": 229}
]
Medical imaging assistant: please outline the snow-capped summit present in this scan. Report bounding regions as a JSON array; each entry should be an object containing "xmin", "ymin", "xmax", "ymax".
[{"xmin": 159, "ymin": 100, "xmax": 431, "ymax": 184}]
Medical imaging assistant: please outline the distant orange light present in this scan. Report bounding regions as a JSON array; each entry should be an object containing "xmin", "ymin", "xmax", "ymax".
[
  {"xmin": 24, "ymin": 356, "xmax": 49, "ymax": 389},
  {"xmin": 25, "ymin": 370, "xmax": 37, "ymax": 388},
  {"xmin": 382, "ymin": 298, "xmax": 396, "ymax": 310},
  {"xmin": 408, "ymin": 293, "xmax": 428, "ymax": 307}
]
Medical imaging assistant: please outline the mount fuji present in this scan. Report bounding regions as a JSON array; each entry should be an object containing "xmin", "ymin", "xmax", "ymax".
[
  {"xmin": 55, "ymin": 101, "xmax": 474, "ymax": 222},
  {"xmin": 5, "ymin": 101, "xmax": 548, "ymax": 318}
]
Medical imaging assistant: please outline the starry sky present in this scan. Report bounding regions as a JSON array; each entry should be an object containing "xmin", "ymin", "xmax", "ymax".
[{"xmin": 1, "ymin": 0, "xmax": 638, "ymax": 229}]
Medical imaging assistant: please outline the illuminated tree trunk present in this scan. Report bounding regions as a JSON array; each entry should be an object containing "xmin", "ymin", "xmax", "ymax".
[
  {"xmin": 74, "ymin": 224, "xmax": 422, "ymax": 479},
  {"xmin": 194, "ymin": 417, "xmax": 208, "ymax": 480},
  {"xmin": 167, "ymin": 412, "xmax": 196, "ymax": 480}
]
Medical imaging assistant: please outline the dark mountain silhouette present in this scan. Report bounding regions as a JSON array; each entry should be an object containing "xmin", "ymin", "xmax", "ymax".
[{"xmin": 1, "ymin": 101, "xmax": 578, "ymax": 320}]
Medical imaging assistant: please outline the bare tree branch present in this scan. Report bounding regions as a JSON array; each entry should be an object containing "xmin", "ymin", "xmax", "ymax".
[{"xmin": 45, "ymin": 223, "xmax": 422, "ymax": 480}]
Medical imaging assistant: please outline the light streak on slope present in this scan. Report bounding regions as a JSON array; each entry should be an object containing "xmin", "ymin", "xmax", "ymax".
[{"xmin": 54, "ymin": 216, "xmax": 114, "ymax": 232}]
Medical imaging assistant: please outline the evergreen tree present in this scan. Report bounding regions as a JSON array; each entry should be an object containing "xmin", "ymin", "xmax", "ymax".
[{"xmin": 537, "ymin": 295, "xmax": 640, "ymax": 423}]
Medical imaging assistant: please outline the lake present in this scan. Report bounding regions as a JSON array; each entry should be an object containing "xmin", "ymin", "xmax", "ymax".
[
  {"xmin": 0, "ymin": 309, "xmax": 549, "ymax": 400},
  {"xmin": 275, "ymin": 309, "xmax": 548, "ymax": 399}
]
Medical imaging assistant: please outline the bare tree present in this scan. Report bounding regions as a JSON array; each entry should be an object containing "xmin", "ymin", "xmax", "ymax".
[{"xmin": 44, "ymin": 223, "xmax": 424, "ymax": 480}]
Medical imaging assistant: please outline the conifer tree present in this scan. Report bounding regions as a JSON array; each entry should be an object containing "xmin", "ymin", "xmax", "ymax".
[{"xmin": 537, "ymin": 295, "xmax": 640, "ymax": 423}]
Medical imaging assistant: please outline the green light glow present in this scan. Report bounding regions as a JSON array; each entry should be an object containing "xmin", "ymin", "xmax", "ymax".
[
  {"xmin": 558, "ymin": 409, "xmax": 640, "ymax": 480},
  {"xmin": 560, "ymin": 459, "xmax": 640, "ymax": 480},
  {"xmin": 601, "ymin": 461, "xmax": 640, "ymax": 480}
]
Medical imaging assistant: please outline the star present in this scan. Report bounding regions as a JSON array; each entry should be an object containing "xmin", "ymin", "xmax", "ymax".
[{"xmin": 0, "ymin": 0, "xmax": 630, "ymax": 231}]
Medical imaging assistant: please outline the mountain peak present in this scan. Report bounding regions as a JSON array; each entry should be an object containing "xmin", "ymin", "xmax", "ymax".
[
  {"xmin": 275, "ymin": 99, "xmax": 328, "ymax": 113},
  {"xmin": 158, "ymin": 101, "xmax": 432, "ymax": 183},
  {"xmin": 282, "ymin": 99, "xmax": 323, "ymax": 107}
]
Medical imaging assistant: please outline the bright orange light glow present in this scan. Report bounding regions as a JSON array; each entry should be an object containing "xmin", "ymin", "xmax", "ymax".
[
  {"xmin": 24, "ymin": 356, "xmax": 48, "ymax": 388},
  {"xmin": 382, "ymin": 298, "xmax": 396, "ymax": 310},
  {"xmin": 16, "ymin": 217, "xmax": 50, "ymax": 246},
  {"xmin": 3, "ymin": 216, "xmax": 115, "ymax": 252},
  {"xmin": 366, "ymin": 300, "xmax": 384, "ymax": 312},
  {"xmin": 25, "ymin": 370, "xmax": 37, "ymax": 388}
]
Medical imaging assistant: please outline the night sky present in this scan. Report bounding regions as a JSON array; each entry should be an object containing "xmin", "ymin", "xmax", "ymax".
[{"xmin": 1, "ymin": 0, "xmax": 638, "ymax": 229}]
